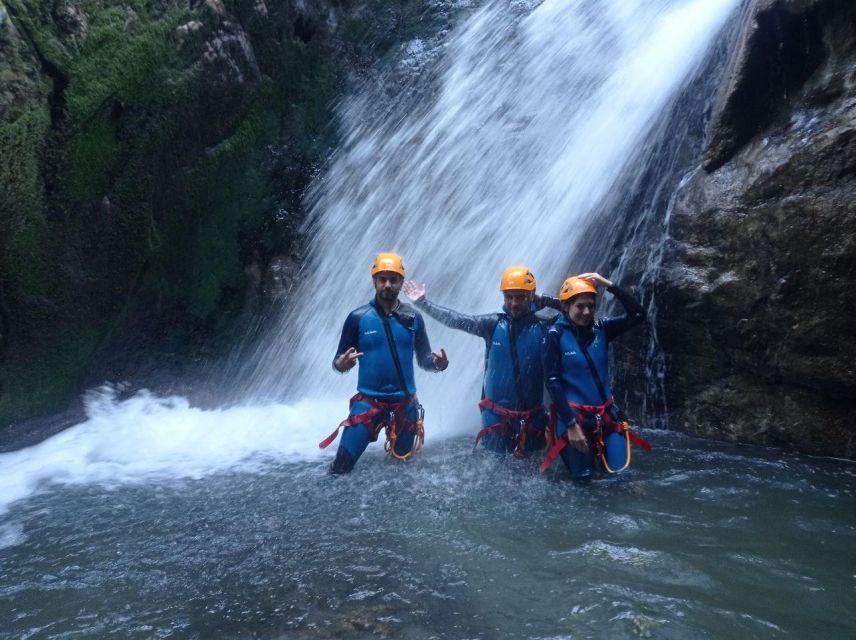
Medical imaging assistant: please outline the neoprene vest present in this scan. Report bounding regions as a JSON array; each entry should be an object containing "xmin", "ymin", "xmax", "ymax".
[
  {"xmin": 553, "ymin": 315, "xmax": 614, "ymax": 408},
  {"xmin": 483, "ymin": 315, "xmax": 546, "ymax": 411},
  {"xmin": 351, "ymin": 301, "xmax": 422, "ymax": 399}
]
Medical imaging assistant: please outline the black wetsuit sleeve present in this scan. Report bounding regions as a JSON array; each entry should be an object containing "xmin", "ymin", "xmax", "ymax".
[
  {"xmin": 415, "ymin": 297, "xmax": 497, "ymax": 341},
  {"xmin": 414, "ymin": 312, "xmax": 442, "ymax": 371},
  {"xmin": 542, "ymin": 328, "xmax": 575, "ymax": 425},
  {"xmin": 602, "ymin": 284, "xmax": 646, "ymax": 343},
  {"xmin": 538, "ymin": 294, "xmax": 562, "ymax": 311},
  {"xmin": 333, "ymin": 312, "xmax": 360, "ymax": 372}
]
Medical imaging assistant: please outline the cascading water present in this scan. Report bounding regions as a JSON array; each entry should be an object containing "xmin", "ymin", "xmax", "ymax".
[
  {"xmin": 6, "ymin": 2, "xmax": 856, "ymax": 638},
  {"xmin": 0, "ymin": 0, "xmax": 746, "ymax": 533},
  {"xmin": 242, "ymin": 0, "xmax": 741, "ymax": 438}
]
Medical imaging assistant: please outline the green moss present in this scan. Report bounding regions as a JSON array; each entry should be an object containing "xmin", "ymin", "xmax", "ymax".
[
  {"xmin": 291, "ymin": 45, "xmax": 338, "ymax": 146},
  {"xmin": 150, "ymin": 90, "xmax": 281, "ymax": 320},
  {"xmin": 3, "ymin": 0, "xmax": 74, "ymax": 72},
  {"xmin": 0, "ymin": 105, "xmax": 51, "ymax": 295},
  {"xmin": 0, "ymin": 327, "xmax": 101, "ymax": 424},
  {"xmin": 66, "ymin": 112, "xmax": 119, "ymax": 200},
  {"xmin": 66, "ymin": 3, "xmax": 189, "ymax": 122}
]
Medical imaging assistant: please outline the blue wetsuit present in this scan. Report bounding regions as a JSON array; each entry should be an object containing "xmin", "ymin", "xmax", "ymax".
[
  {"xmin": 331, "ymin": 298, "xmax": 441, "ymax": 473},
  {"xmin": 542, "ymin": 285, "xmax": 645, "ymax": 481},
  {"xmin": 415, "ymin": 296, "xmax": 560, "ymax": 454}
]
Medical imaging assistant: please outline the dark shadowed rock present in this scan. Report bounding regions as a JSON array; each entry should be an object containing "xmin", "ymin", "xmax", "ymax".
[
  {"xmin": 704, "ymin": 0, "xmax": 844, "ymax": 170},
  {"xmin": 656, "ymin": 0, "xmax": 856, "ymax": 456},
  {"xmin": 200, "ymin": 21, "xmax": 261, "ymax": 89}
]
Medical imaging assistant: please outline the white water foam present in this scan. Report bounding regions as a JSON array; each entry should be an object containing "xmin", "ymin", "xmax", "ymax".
[
  {"xmin": 244, "ymin": 0, "xmax": 740, "ymax": 428},
  {"xmin": 0, "ymin": 386, "xmax": 467, "ymax": 518},
  {"xmin": 1, "ymin": 0, "xmax": 740, "ymax": 520}
]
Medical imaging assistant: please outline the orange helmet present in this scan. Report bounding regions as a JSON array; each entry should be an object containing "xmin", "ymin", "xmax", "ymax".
[
  {"xmin": 500, "ymin": 265, "xmax": 536, "ymax": 292},
  {"xmin": 371, "ymin": 252, "xmax": 406, "ymax": 277},
  {"xmin": 559, "ymin": 276, "xmax": 597, "ymax": 301}
]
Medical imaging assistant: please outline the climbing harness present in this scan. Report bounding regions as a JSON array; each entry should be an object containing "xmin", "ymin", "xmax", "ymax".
[
  {"xmin": 321, "ymin": 305, "xmax": 427, "ymax": 461},
  {"xmin": 319, "ymin": 392, "xmax": 425, "ymax": 461},
  {"xmin": 475, "ymin": 398, "xmax": 545, "ymax": 457},
  {"xmin": 540, "ymin": 399, "xmax": 651, "ymax": 473},
  {"xmin": 385, "ymin": 403, "xmax": 425, "ymax": 461}
]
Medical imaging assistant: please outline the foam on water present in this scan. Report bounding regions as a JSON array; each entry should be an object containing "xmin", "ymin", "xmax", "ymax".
[
  {"xmin": 0, "ymin": 386, "xmax": 475, "ymax": 517},
  {"xmin": 243, "ymin": 0, "xmax": 741, "ymax": 430},
  {"xmin": 2, "ymin": 0, "xmax": 740, "ymax": 518}
]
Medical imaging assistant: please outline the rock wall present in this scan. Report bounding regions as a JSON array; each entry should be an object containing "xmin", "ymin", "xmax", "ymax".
[
  {"xmin": 655, "ymin": 0, "xmax": 856, "ymax": 456},
  {"xmin": 0, "ymin": 0, "xmax": 465, "ymax": 427}
]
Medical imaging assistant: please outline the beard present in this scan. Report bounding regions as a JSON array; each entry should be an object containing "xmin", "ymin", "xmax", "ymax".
[{"xmin": 378, "ymin": 288, "xmax": 398, "ymax": 301}]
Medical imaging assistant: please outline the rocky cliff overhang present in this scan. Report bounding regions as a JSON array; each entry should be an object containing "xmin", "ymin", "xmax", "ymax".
[{"xmin": 656, "ymin": 0, "xmax": 856, "ymax": 456}]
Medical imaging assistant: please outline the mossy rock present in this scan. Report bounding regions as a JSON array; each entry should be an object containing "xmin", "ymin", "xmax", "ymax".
[{"xmin": 0, "ymin": 0, "xmax": 462, "ymax": 428}]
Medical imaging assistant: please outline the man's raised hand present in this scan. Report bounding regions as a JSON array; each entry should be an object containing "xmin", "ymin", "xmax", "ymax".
[{"xmin": 403, "ymin": 281, "xmax": 427, "ymax": 302}]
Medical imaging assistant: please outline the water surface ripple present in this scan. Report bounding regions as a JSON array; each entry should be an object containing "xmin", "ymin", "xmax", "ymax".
[{"xmin": 2, "ymin": 432, "xmax": 854, "ymax": 639}]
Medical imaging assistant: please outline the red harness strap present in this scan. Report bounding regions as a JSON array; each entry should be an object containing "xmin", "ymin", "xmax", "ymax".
[
  {"xmin": 627, "ymin": 430, "xmax": 652, "ymax": 452},
  {"xmin": 475, "ymin": 398, "xmax": 545, "ymax": 457},
  {"xmin": 318, "ymin": 393, "xmax": 415, "ymax": 449},
  {"xmin": 540, "ymin": 430, "xmax": 569, "ymax": 472},
  {"xmin": 539, "ymin": 400, "xmax": 651, "ymax": 473}
]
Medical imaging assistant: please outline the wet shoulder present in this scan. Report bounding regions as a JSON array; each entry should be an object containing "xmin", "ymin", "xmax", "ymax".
[
  {"xmin": 348, "ymin": 304, "xmax": 374, "ymax": 327},
  {"xmin": 534, "ymin": 310, "xmax": 560, "ymax": 332},
  {"xmin": 545, "ymin": 321, "xmax": 564, "ymax": 340},
  {"xmin": 395, "ymin": 302, "xmax": 419, "ymax": 330}
]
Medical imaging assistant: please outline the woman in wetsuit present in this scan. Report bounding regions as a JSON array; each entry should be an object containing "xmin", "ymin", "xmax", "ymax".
[{"xmin": 541, "ymin": 273, "xmax": 648, "ymax": 482}]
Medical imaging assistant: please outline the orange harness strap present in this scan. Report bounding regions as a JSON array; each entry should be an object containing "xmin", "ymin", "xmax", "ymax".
[
  {"xmin": 539, "ymin": 401, "xmax": 651, "ymax": 473},
  {"xmin": 475, "ymin": 398, "xmax": 545, "ymax": 457},
  {"xmin": 319, "ymin": 393, "xmax": 415, "ymax": 450},
  {"xmin": 384, "ymin": 404, "xmax": 425, "ymax": 461}
]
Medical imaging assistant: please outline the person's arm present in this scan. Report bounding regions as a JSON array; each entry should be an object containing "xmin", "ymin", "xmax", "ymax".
[
  {"xmin": 536, "ymin": 293, "xmax": 562, "ymax": 311},
  {"xmin": 332, "ymin": 312, "xmax": 361, "ymax": 372},
  {"xmin": 602, "ymin": 284, "xmax": 646, "ymax": 342},
  {"xmin": 414, "ymin": 312, "xmax": 448, "ymax": 371},
  {"xmin": 542, "ymin": 329, "xmax": 588, "ymax": 451},
  {"xmin": 417, "ymin": 298, "xmax": 498, "ymax": 340},
  {"xmin": 404, "ymin": 281, "xmax": 497, "ymax": 340},
  {"xmin": 542, "ymin": 328, "xmax": 575, "ymax": 425},
  {"xmin": 573, "ymin": 273, "xmax": 645, "ymax": 342}
]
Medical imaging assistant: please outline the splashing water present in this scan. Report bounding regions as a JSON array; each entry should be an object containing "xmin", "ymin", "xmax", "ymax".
[
  {"xmin": 2, "ymin": 0, "xmax": 739, "ymax": 527},
  {"xmin": 6, "ymin": 3, "xmax": 856, "ymax": 638},
  {"xmin": 243, "ymin": 0, "xmax": 741, "ymax": 433}
]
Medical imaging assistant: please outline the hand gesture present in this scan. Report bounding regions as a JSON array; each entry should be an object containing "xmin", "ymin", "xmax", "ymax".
[
  {"xmin": 334, "ymin": 347, "xmax": 363, "ymax": 372},
  {"xmin": 566, "ymin": 424, "xmax": 589, "ymax": 453},
  {"xmin": 432, "ymin": 348, "xmax": 448, "ymax": 371},
  {"xmin": 403, "ymin": 280, "xmax": 427, "ymax": 302},
  {"xmin": 576, "ymin": 272, "xmax": 613, "ymax": 288}
]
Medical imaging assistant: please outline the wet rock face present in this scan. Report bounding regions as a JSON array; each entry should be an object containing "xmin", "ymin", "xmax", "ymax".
[{"xmin": 656, "ymin": 0, "xmax": 856, "ymax": 456}]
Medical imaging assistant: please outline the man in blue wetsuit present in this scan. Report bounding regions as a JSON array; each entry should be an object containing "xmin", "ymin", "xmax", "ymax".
[
  {"xmin": 541, "ymin": 272, "xmax": 650, "ymax": 482},
  {"xmin": 322, "ymin": 253, "xmax": 448, "ymax": 474},
  {"xmin": 403, "ymin": 266, "xmax": 560, "ymax": 457}
]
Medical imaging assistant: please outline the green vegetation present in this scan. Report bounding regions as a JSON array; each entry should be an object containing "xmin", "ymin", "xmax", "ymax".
[
  {"xmin": 0, "ymin": 105, "xmax": 50, "ymax": 295},
  {"xmin": 0, "ymin": 0, "xmax": 454, "ymax": 427}
]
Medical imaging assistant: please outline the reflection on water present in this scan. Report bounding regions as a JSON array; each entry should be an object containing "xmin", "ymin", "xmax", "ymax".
[{"xmin": 2, "ymin": 428, "xmax": 854, "ymax": 639}]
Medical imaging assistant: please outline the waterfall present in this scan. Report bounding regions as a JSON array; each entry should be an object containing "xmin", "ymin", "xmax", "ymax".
[
  {"xmin": 0, "ymin": 0, "xmax": 744, "ymax": 518},
  {"xmin": 242, "ymin": 0, "xmax": 741, "ymax": 433}
]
